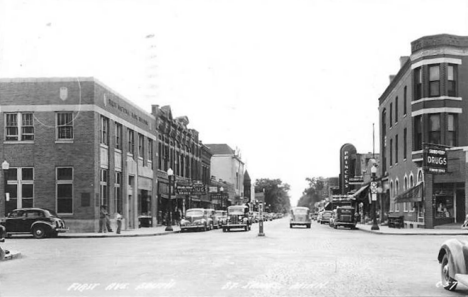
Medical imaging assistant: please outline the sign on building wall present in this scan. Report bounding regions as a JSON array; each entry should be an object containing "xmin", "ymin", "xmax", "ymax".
[
  {"xmin": 423, "ymin": 145, "xmax": 447, "ymax": 174},
  {"xmin": 340, "ymin": 144, "xmax": 357, "ymax": 195}
]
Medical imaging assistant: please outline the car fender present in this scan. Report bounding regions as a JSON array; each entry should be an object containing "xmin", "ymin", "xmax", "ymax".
[
  {"xmin": 31, "ymin": 221, "xmax": 53, "ymax": 232},
  {"xmin": 438, "ymin": 238, "xmax": 468, "ymax": 277}
]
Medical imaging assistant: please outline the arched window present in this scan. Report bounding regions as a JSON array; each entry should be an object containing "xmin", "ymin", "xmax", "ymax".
[
  {"xmin": 410, "ymin": 174, "xmax": 414, "ymax": 187},
  {"xmin": 395, "ymin": 180, "xmax": 400, "ymax": 212},
  {"xmin": 390, "ymin": 181, "xmax": 394, "ymax": 212},
  {"xmin": 417, "ymin": 170, "xmax": 423, "ymax": 184}
]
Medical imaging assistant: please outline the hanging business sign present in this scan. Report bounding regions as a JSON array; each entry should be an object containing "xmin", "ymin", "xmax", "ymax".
[{"xmin": 423, "ymin": 145, "xmax": 447, "ymax": 174}]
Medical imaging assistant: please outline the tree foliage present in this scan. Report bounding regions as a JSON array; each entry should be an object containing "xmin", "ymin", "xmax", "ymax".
[
  {"xmin": 297, "ymin": 177, "xmax": 329, "ymax": 209},
  {"xmin": 254, "ymin": 178, "xmax": 291, "ymax": 213}
]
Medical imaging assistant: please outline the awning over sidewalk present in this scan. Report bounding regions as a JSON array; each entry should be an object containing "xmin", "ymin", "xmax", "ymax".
[
  {"xmin": 352, "ymin": 183, "xmax": 370, "ymax": 201},
  {"xmin": 394, "ymin": 183, "xmax": 423, "ymax": 203}
]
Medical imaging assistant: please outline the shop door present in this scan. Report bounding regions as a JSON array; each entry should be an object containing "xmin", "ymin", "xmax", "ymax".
[{"xmin": 456, "ymin": 189, "xmax": 465, "ymax": 223}]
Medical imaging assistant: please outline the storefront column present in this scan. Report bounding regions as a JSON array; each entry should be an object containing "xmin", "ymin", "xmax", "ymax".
[{"xmin": 424, "ymin": 173, "xmax": 434, "ymax": 229}]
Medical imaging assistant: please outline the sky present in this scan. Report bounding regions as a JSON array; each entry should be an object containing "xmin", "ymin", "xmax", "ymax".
[{"xmin": 1, "ymin": 0, "xmax": 468, "ymax": 206}]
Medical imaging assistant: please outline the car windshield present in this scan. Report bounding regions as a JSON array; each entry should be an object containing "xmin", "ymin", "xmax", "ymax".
[
  {"xmin": 228, "ymin": 207, "xmax": 245, "ymax": 214},
  {"xmin": 293, "ymin": 209, "xmax": 308, "ymax": 215},
  {"xmin": 185, "ymin": 210, "xmax": 203, "ymax": 217}
]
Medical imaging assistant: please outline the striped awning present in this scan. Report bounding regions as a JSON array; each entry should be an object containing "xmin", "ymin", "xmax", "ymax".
[{"xmin": 394, "ymin": 183, "xmax": 423, "ymax": 203}]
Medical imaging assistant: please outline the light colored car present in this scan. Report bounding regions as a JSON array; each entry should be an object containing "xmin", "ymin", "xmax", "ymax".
[
  {"xmin": 290, "ymin": 207, "xmax": 311, "ymax": 228},
  {"xmin": 317, "ymin": 210, "xmax": 333, "ymax": 224},
  {"xmin": 438, "ymin": 239, "xmax": 468, "ymax": 291},
  {"xmin": 180, "ymin": 208, "xmax": 213, "ymax": 232},
  {"xmin": 214, "ymin": 210, "xmax": 227, "ymax": 229}
]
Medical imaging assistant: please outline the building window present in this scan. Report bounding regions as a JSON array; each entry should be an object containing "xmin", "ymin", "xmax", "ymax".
[
  {"xmin": 5, "ymin": 113, "xmax": 34, "ymax": 141},
  {"xmin": 395, "ymin": 134, "xmax": 398, "ymax": 164},
  {"xmin": 56, "ymin": 167, "xmax": 73, "ymax": 214},
  {"xmin": 414, "ymin": 67, "xmax": 422, "ymax": 100},
  {"xmin": 395, "ymin": 180, "xmax": 400, "ymax": 212},
  {"xmin": 403, "ymin": 86, "xmax": 407, "ymax": 116},
  {"xmin": 389, "ymin": 103, "xmax": 393, "ymax": 127},
  {"xmin": 395, "ymin": 97, "xmax": 398, "ymax": 124},
  {"xmin": 5, "ymin": 168, "xmax": 34, "ymax": 215},
  {"xmin": 115, "ymin": 123, "xmax": 122, "ymax": 150},
  {"xmin": 390, "ymin": 138, "xmax": 393, "ymax": 166},
  {"xmin": 448, "ymin": 114, "xmax": 457, "ymax": 147},
  {"xmin": 57, "ymin": 112, "xmax": 74, "ymax": 140},
  {"xmin": 414, "ymin": 116, "xmax": 422, "ymax": 151},
  {"xmin": 138, "ymin": 134, "xmax": 144, "ymax": 159},
  {"xmin": 100, "ymin": 169, "xmax": 108, "ymax": 207},
  {"xmin": 115, "ymin": 172, "xmax": 122, "ymax": 213},
  {"xmin": 403, "ymin": 177, "xmax": 408, "ymax": 212},
  {"xmin": 429, "ymin": 64, "xmax": 440, "ymax": 97},
  {"xmin": 127, "ymin": 129, "xmax": 134, "ymax": 155},
  {"xmin": 428, "ymin": 114, "xmax": 441, "ymax": 144},
  {"xmin": 100, "ymin": 116, "xmax": 109, "ymax": 145},
  {"xmin": 447, "ymin": 64, "xmax": 457, "ymax": 97},
  {"xmin": 390, "ymin": 181, "xmax": 394, "ymax": 212},
  {"xmin": 158, "ymin": 137, "xmax": 162, "ymax": 170},
  {"xmin": 148, "ymin": 138, "xmax": 153, "ymax": 168},
  {"xmin": 403, "ymin": 128, "xmax": 407, "ymax": 159}
]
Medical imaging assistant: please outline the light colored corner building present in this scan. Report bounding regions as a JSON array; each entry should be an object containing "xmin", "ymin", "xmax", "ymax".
[
  {"xmin": 205, "ymin": 144, "xmax": 245, "ymax": 204},
  {"xmin": 378, "ymin": 34, "xmax": 468, "ymax": 229}
]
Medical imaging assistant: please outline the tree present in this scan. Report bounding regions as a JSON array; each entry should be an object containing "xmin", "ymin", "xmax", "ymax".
[
  {"xmin": 254, "ymin": 178, "xmax": 291, "ymax": 213},
  {"xmin": 298, "ymin": 177, "xmax": 330, "ymax": 209}
]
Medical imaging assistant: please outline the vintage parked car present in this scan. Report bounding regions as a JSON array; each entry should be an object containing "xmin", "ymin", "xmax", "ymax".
[
  {"xmin": 437, "ymin": 238, "xmax": 468, "ymax": 291},
  {"xmin": 290, "ymin": 207, "xmax": 311, "ymax": 228},
  {"xmin": 223, "ymin": 205, "xmax": 251, "ymax": 232},
  {"xmin": 329, "ymin": 206, "xmax": 356, "ymax": 229},
  {"xmin": 214, "ymin": 210, "xmax": 228, "ymax": 229},
  {"xmin": 317, "ymin": 210, "xmax": 333, "ymax": 224},
  {"xmin": 310, "ymin": 212, "xmax": 319, "ymax": 221},
  {"xmin": 0, "ymin": 208, "xmax": 68, "ymax": 239},
  {"xmin": 180, "ymin": 208, "xmax": 213, "ymax": 232}
]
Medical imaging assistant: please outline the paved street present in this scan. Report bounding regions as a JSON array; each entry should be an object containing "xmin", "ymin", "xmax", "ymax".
[{"xmin": 0, "ymin": 217, "xmax": 466, "ymax": 297}]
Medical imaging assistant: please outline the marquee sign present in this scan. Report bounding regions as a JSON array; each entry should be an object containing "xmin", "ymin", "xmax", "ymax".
[{"xmin": 423, "ymin": 145, "xmax": 447, "ymax": 174}]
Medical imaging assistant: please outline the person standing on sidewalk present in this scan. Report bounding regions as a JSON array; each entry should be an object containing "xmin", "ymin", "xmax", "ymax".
[
  {"xmin": 99, "ymin": 205, "xmax": 107, "ymax": 233},
  {"xmin": 105, "ymin": 207, "xmax": 113, "ymax": 232},
  {"xmin": 115, "ymin": 212, "xmax": 123, "ymax": 234}
]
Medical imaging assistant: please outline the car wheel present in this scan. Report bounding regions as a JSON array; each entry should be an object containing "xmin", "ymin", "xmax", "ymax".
[
  {"xmin": 441, "ymin": 253, "xmax": 458, "ymax": 291},
  {"xmin": 0, "ymin": 247, "xmax": 4, "ymax": 261},
  {"xmin": 32, "ymin": 226, "xmax": 46, "ymax": 239},
  {"xmin": 203, "ymin": 224, "xmax": 207, "ymax": 232},
  {"xmin": 244, "ymin": 226, "xmax": 248, "ymax": 231}
]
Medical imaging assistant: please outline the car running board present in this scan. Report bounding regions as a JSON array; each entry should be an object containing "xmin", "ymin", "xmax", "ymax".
[{"xmin": 455, "ymin": 274, "xmax": 468, "ymax": 287}]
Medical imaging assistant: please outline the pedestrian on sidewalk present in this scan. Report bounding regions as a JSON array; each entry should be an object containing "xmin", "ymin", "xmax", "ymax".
[
  {"xmin": 174, "ymin": 207, "xmax": 181, "ymax": 226},
  {"xmin": 105, "ymin": 207, "xmax": 113, "ymax": 232},
  {"xmin": 99, "ymin": 205, "xmax": 107, "ymax": 233},
  {"xmin": 115, "ymin": 211, "xmax": 123, "ymax": 234}
]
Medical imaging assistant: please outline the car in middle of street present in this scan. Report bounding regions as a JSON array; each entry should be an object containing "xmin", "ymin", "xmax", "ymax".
[
  {"xmin": 317, "ymin": 210, "xmax": 333, "ymax": 225},
  {"xmin": 180, "ymin": 208, "xmax": 213, "ymax": 232},
  {"xmin": 290, "ymin": 206, "xmax": 311, "ymax": 228}
]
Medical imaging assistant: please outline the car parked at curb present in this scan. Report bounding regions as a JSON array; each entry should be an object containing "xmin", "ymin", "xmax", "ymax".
[
  {"xmin": 317, "ymin": 210, "xmax": 333, "ymax": 225},
  {"xmin": 329, "ymin": 206, "xmax": 356, "ymax": 229},
  {"xmin": 214, "ymin": 210, "xmax": 227, "ymax": 229},
  {"xmin": 0, "ymin": 208, "xmax": 68, "ymax": 239},
  {"xmin": 180, "ymin": 208, "xmax": 213, "ymax": 232}
]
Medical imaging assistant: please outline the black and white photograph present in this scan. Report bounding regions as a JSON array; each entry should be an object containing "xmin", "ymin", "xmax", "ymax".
[{"xmin": 1, "ymin": 0, "xmax": 468, "ymax": 296}]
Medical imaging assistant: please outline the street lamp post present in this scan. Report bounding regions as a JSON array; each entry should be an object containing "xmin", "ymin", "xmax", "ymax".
[
  {"xmin": 165, "ymin": 168, "xmax": 174, "ymax": 232},
  {"xmin": 371, "ymin": 164, "xmax": 380, "ymax": 231},
  {"xmin": 2, "ymin": 161, "xmax": 9, "ymax": 216}
]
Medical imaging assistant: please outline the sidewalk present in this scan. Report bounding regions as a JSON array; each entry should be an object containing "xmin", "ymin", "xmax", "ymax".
[
  {"xmin": 357, "ymin": 223, "xmax": 468, "ymax": 235},
  {"xmin": 61, "ymin": 225, "xmax": 181, "ymax": 239}
]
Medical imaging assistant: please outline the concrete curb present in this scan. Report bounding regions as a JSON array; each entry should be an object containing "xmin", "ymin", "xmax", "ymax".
[
  {"xmin": 60, "ymin": 230, "xmax": 181, "ymax": 239},
  {"xmin": 356, "ymin": 227, "xmax": 468, "ymax": 236}
]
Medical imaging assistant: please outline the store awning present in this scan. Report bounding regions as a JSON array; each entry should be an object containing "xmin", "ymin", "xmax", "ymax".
[
  {"xmin": 394, "ymin": 183, "xmax": 423, "ymax": 203},
  {"xmin": 352, "ymin": 184, "xmax": 370, "ymax": 201},
  {"xmin": 324, "ymin": 202, "xmax": 332, "ymax": 210}
]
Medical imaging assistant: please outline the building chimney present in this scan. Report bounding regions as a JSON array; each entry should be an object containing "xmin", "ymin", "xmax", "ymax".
[
  {"xmin": 400, "ymin": 56, "xmax": 410, "ymax": 67},
  {"xmin": 389, "ymin": 75, "xmax": 396, "ymax": 83},
  {"xmin": 151, "ymin": 105, "xmax": 159, "ymax": 116}
]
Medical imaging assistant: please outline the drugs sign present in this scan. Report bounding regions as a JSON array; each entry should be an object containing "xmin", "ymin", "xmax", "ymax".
[{"xmin": 423, "ymin": 145, "xmax": 447, "ymax": 174}]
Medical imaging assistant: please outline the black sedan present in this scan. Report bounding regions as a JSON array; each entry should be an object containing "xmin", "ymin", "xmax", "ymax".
[{"xmin": 0, "ymin": 208, "xmax": 68, "ymax": 239}]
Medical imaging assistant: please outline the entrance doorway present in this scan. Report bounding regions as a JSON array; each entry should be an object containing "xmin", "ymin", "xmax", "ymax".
[{"xmin": 456, "ymin": 189, "xmax": 465, "ymax": 223}]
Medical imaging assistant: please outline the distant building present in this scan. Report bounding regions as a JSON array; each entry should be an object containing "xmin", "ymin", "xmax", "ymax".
[{"xmin": 205, "ymin": 144, "xmax": 245, "ymax": 204}]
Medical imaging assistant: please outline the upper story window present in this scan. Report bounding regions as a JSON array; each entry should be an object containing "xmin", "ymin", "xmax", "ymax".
[
  {"xmin": 5, "ymin": 113, "xmax": 34, "ymax": 141},
  {"xmin": 403, "ymin": 128, "xmax": 407, "ymax": 159},
  {"xmin": 389, "ymin": 103, "xmax": 393, "ymax": 127},
  {"xmin": 428, "ymin": 114, "xmax": 441, "ymax": 144},
  {"xmin": 148, "ymin": 138, "xmax": 153, "ymax": 168},
  {"xmin": 138, "ymin": 134, "xmax": 144, "ymax": 159},
  {"xmin": 381, "ymin": 109, "xmax": 387, "ymax": 137},
  {"xmin": 414, "ymin": 67, "xmax": 423, "ymax": 100},
  {"xmin": 403, "ymin": 86, "xmax": 407, "ymax": 116},
  {"xmin": 395, "ymin": 97, "xmax": 398, "ymax": 124},
  {"xmin": 429, "ymin": 64, "xmax": 440, "ymax": 97},
  {"xmin": 100, "ymin": 116, "xmax": 109, "ymax": 146},
  {"xmin": 390, "ymin": 138, "xmax": 393, "ymax": 166},
  {"xmin": 115, "ymin": 123, "xmax": 122, "ymax": 150},
  {"xmin": 57, "ymin": 112, "xmax": 74, "ymax": 140},
  {"xmin": 448, "ymin": 113, "xmax": 457, "ymax": 147},
  {"xmin": 447, "ymin": 64, "xmax": 457, "ymax": 97},
  {"xmin": 127, "ymin": 129, "xmax": 134, "ymax": 155},
  {"xmin": 413, "ymin": 115, "xmax": 423, "ymax": 151}
]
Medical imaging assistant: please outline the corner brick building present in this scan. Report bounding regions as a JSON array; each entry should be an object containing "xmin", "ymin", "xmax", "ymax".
[
  {"xmin": 378, "ymin": 34, "xmax": 468, "ymax": 228},
  {"xmin": 0, "ymin": 77, "xmax": 158, "ymax": 232}
]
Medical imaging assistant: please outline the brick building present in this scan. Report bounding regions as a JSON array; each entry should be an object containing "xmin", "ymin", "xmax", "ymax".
[
  {"xmin": 0, "ymin": 77, "xmax": 157, "ymax": 232},
  {"xmin": 378, "ymin": 34, "xmax": 468, "ymax": 228}
]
